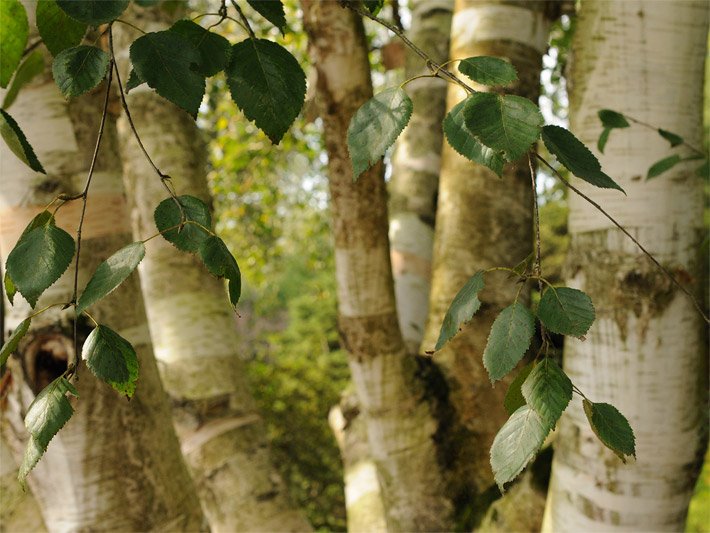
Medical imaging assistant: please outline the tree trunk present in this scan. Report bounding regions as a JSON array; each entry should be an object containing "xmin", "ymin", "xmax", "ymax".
[
  {"xmin": 301, "ymin": 2, "xmax": 453, "ymax": 530},
  {"xmin": 114, "ymin": 7, "xmax": 311, "ymax": 532},
  {"xmin": 0, "ymin": 435, "xmax": 47, "ymax": 533},
  {"xmin": 542, "ymin": 1, "xmax": 708, "ymax": 530},
  {"xmin": 0, "ymin": 45, "xmax": 204, "ymax": 532}
]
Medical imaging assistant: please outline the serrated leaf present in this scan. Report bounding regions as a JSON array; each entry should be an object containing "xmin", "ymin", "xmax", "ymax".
[
  {"xmin": 435, "ymin": 271, "xmax": 485, "ymax": 350},
  {"xmin": 24, "ymin": 376, "xmax": 78, "ymax": 450},
  {"xmin": 458, "ymin": 56, "xmax": 518, "ymax": 87},
  {"xmin": 483, "ymin": 303, "xmax": 535, "ymax": 383},
  {"xmin": 504, "ymin": 362, "xmax": 533, "ymax": 415},
  {"xmin": 52, "ymin": 45, "xmax": 109, "ymax": 98},
  {"xmin": 348, "ymin": 87, "xmax": 413, "ymax": 179},
  {"xmin": 443, "ymin": 98, "xmax": 504, "ymax": 176},
  {"xmin": 658, "ymin": 129, "xmax": 683, "ymax": 147},
  {"xmin": 5, "ymin": 271, "xmax": 17, "ymax": 305},
  {"xmin": 0, "ymin": 318, "xmax": 30, "ymax": 366},
  {"xmin": 36, "ymin": 0, "xmax": 87, "ymax": 57},
  {"xmin": 537, "ymin": 286, "xmax": 595, "ymax": 338},
  {"xmin": 490, "ymin": 405, "xmax": 549, "ymax": 490},
  {"xmin": 226, "ymin": 39, "xmax": 306, "ymax": 144},
  {"xmin": 542, "ymin": 125, "xmax": 625, "ymax": 193},
  {"xmin": 199, "ymin": 236, "xmax": 241, "ymax": 307},
  {"xmin": 3, "ymin": 51, "xmax": 44, "ymax": 109},
  {"xmin": 18, "ymin": 436, "xmax": 43, "ymax": 486},
  {"xmin": 154, "ymin": 195, "xmax": 212, "ymax": 253},
  {"xmin": 583, "ymin": 399, "xmax": 635, "ymax": 462},
  {"xmin": 521, "ymin": 358, "xmax": 572, "ymax": 428},
  {"xmin": 464, "ymin": 92, "xmax": 542, "ymax": 162},
  {"xmin": 125, "ymin": 68, "xmax": 144, "ymax": 93},
  {"xmin": 598, "ymin": 109, "xmax": 629, "ymax": 129},
  {"xmin": 597, "ymin": 127, "xmax": 611, "ymax": 153},
  {"xmin": 6, "ymin": 215, "xmax": 75, "ymax": 308},
  {"xmin": 0, "ymin": 0, "xmax": 28, "ymax": 88},
  {"xmin": 0, "ymin": 106, "xmax": 46, "ymax": 174},
  {"xmin": 363, "ymin": 0, "xmax": 385, "ymax": 14},
  {"xmin": 77, "ymin": 242, "xmax": 145, "ymax": 315},
  {"xmin": 82, "ymin": 325, "xmax": 139, "ymax": 397},
  {"xmin": 247, "ymin": 0, "xmax": 287, "ymax": 33},
  {"xmin": 647, "ymin": 154, "xmax": 681, "ymax": 180},
  {"xmin": 56, "ymin": 0, "xmax": 129, "ymax": 25},
  {"xmin": 169, "ymin": 20, "xmax": 231, "ymax": 77},
  {"xmin": 130, "ymin": 30, "xmax": 205, "ymax": 116}
]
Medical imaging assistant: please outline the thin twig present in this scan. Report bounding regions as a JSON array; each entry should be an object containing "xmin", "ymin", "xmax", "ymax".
[
  {"xmin": 21, "ymin": 39, "xmax": 42, "ymax": 58},
  {"xmin": 528, "ymin": 154, "xmax": 542, "ymax": 279},
  {"xmin": 230, "ymin": 0, "xmax": 256, "ymax": 39},
  {"xmin": 391, "ymin": 0, "xmax": 404, "ymax": 31},
  {"xmin": 114, "ymin": 19, "xmax": 146, "ymax": 34},
  {"xmin": 623, "ymin": 114, "xmax": 705, "ymax": 157},
  {"xmin": 536, "ymin": 153, "xmax": 709, "ymax": 324}
]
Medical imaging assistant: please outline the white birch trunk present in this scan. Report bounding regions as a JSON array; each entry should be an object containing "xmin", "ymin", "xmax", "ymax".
[
  {"xmin": 542, "ymin": 2, "xmax": 709, "ymax": 531},
  {"xmin": 0, "ymin": 435, "xmax": 47, "ymax": 533}
]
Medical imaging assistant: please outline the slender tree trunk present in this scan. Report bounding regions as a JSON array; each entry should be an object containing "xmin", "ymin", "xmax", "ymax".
[
  {"xmin": 302, "ymin": 2, "xmax": 453, "ymax": 530},
  {"xmin": 114, "ymin": 7, "xmax": 311, "ymax": 532},
  {"xmin": 542, "ymin": 1, "xmax": 708, "ymax": 531},
  {"xmin": 0, "ymin": 45, "xmax": 204, "ymax": 532}
]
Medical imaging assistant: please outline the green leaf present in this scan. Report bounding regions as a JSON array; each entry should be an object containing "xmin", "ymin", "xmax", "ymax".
[
  {"xmin": 598, "ymin": 109, "xmax": 629, "ymax": 129},
  {"xmin": 125, "ymin": 68, "xmax": 144, "ymax": 93},
  {"xmin": 3, "ymin": 51, "xmax": 44, "ymax": 109},
  {"xmin": 0, "ymin": 0, "xmax": 28, "ymax": 88},
  {"xmin": 583, "ymin": 399, "xmax": 635, "ymax": 462},
  {"xmin": 77, "ymin": 242, "xmax": 145, "ymax": 315},
  {"xmin": 5, "ymin": 271, "xmax": 17, "ymax": 305},
  {"xmin": 490, "ymin": 405, "xmax": 549, "ymax": 491},
  {"xmin": 658, "ymin": 129, "xmax": 683, "ymax": 147},
  {"xmin": 36, "ymin": 0, "xmax": 87, "ymax": 57},
  {"xmin": 347, "ymin": 87, "xmax": 413, "ymax": 179},
  {"xmin": 226, "ymin": 39, "xmax": 306, "ymax": 144},
  {"xmin": 154, "ymin": 195, "xmax": 212, "ymax": 253},
  {"xmin": 504, "ymin": 362, "xmax": 533, "ymax": 415},
  {"xmin": 24, "ymin": 376, "xmax": 78, "ymax": 450},
  {"xmin": 199, "ymin": 236, "xmax": 242, "ymax": 308},
  {"xmin": 463, "ymin": 92, "xmax": 543, "ymax": 162},
  {"xmin": 52, "ymin": 45, "xmax": 109, "ymax": 98},
  {"xmin": 542, "ymin": 125, "xmax": 625, "ymax": 193},
  {"xmin": 458, "ymin": 56, "xmax": 518, "ymax": 87},
  {"xmin": 443, "ymin": 98, "xmax": 504, "ymax": 176},
  {"xmin": 696, "ymin": 160, "xmax": 709, "ymax": 180},
  {"xmin": 18, "ymin": 436, "xmax": 43, "ymax": 486},
  {"xmin": 82, "ymin": 325, "xmax": 139, "ymax": 397},
  {"xmin": 483, "ymin": 303, "xmax": 535, "ymax": 383},
  {"xmin": 0, "ymin": 109, "xmax": 46, "ymax": 173},
  {"xmin": 56, "ymin": 0, "xmax": 129, "ymax": 25},
  {"xmin": 0, "ymin": 318, "xmax": 30, "ymax": 367},
  {"xmin": 521, "ymin": 358, "xmax": 572, "ymax": 428},
  {"xmin": 247, "ymin": 0, "xmax": 287, "ymax": 34},
  {"xmin": 647, "ymin": 154, "xmax": 682, "ymax": 180},
  {"xmin": 5, "ymin": 215, "xmax": 75, "ymax": 308},
  {"xmin": 169, "ymin": 20, "xmax": 231, "ymax": 77},
  {"xmin": 537, "ymin": 286, "xmax": 595, "ymax": 338},
  {"xmin": 363, "ymin": 0, "xmax": 385, "ymax": 14},
  {"xmin": 435, "ymin": 271, "xmax": 485, "ymax": 350},
  {"xmin": 597, "ymin": 127, "xmax": 611, "ymax": 154},
  {"xmin": 130, "ymin": 30, "xmax": 205, "ymax": 117}
]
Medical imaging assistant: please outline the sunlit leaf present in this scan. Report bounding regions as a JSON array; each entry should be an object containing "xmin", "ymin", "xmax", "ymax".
[
  {"xmin": 0, "ymin": 0, "xmax": 28, "ymax": 88},
  {"xmin": 458, "ymin": 56, "xmax": 518, "ymax": 87}
]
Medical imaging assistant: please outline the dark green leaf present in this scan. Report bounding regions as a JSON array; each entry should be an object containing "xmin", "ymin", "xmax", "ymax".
[
  {"xmin": 464, "ymin": 92, "xmax": 543, "ymax": 162},
  {"xmin": 5, "ymin": 271, "xmax": 17, "ymax": 305},
  {"xmin": 36, "ymin": 0, "xmax": 87, "ymax": 57},
  {"xmin": 125, "ymin": 68, "xmax": 144, "ymax": 93},
  {"xmin": 597, "ymin": 127, "xmax": 610, "ymax": 154},
  {"xmin": 56, "ymin": 0, "xmax": 129, "ymax": 25},
  {"xmin": 598, "ymin": 109, "xmax": 629, "ymax": 129},
  {"xmin": 347, "ymin": 87, "xmax": 413, "ymax": 179},
  {"xmin": 82, "ymin": 325, "xmax": 139, "ymax": 397},
  {"xmin": 18, "ymin": 211, "xmax": 54, "ymax": 238},
  {"xmin": 458, "ymin": 56, "xmax": 518, "ymax": 87},
  {"xmin": 443, "ymin": 98, "xmax": 504, "ymax": 176},
  {"xmin": 658, "ymin": 129, "xmax": 683, "ymax": 147},
  {"xmin": 537, "ymin": 286, "xmax": 595, "ymax": 338},
  {"xmin": 647, "ymin": 154, "xmax": 681, "ymax": 180},
  {"xmin": 226, "ymin": 39, "xmax": 306, "ymax": 144},
  {"xmin": 435, "ymin": 271, "xmax": 484, "ymax": 350},
  {"xmin": 169, "ymin": 20, "xmax": 231, "ymax": 77},
  {"xmin": 134, "ymin": 0, "xmax": 160, "ymax": 5},
  {"xmin": 77, "ymin": 242, "xmax": 145, "ymax": 315},
  {"xmin": 24, "ymin": 376, "xmax": 78, "ymax": 450},
  {"xmin": 363, "ymin": 0, "xmax": 385, "ymax": 14},
  {"xmin": 154, "ymin": 195, "xmax": 212, "ymax": 253},
  {"xmin": 0, "ymin": 0, "xmax": 28, "ymax": 88},
  {"xmin": 199, "ymin": 236, "xmax": 241, "ymax": 307},
  {"xmin": 3, "ymin": 51, "xmax": 44, "ymax": 109},
  {"xmin": 52, "ymin": 45, "xmax": 109, "ymax": 98},
  {"xmin": 247, "ymin": 0, "xmax": 287, "ymax": 33},
  {"xmin": 696, "ymin": 160, "xmax": 709, "ymax": 180},
  {"xmin": 521, "ymin": 358, "xmax": 572, "ymax": 428},
  {"xmin": 504, "ymin": 362, "xmax": 533, "ymax": 415},
  {"xmin": 490, "ymin": 405, "xmax": 549, "ymax": 491},
  {"xmin": 583, "ymin": 399, "xmax": 635, "ymax": 462},
  {"xmin": 6, "ymin": 215, "xmax": 75, "ymax": 307},
  {"xmin": 483, "ymin": 303, "xmax": 535, "ymax": 383},
  {"xmin": 542, "ymin": 125, "xmax": 625, "ymax": 193},
  {"xmin": 0, "ymin": 318, "xmax": 30, "ymax": 366},
  {"xmin": 0, "ymin": 109, "xmax": 46, "ymax": 173},
  {"xmin": 130, "ymin": 30, "xmax": 205, "ymax": 116}
]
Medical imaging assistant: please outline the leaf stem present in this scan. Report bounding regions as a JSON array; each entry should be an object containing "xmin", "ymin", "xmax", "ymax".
[
  {"xmin": 230, "ymin": 0, "xmax": 256, "ymax": 39},
  {"xmin": 82, "ymin": 311, "xmax": 99, "ymax": 328},
  {"xmin": 27, "ymin": 302, "xmax": 67, "ymax": 320},
  {"xmin": 623, "ymin": 114, "xmax": 705, "ymax": 157},
  {"xmin": 114, "ymin": 19, "xmax": 146, "ymax": 34}
]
